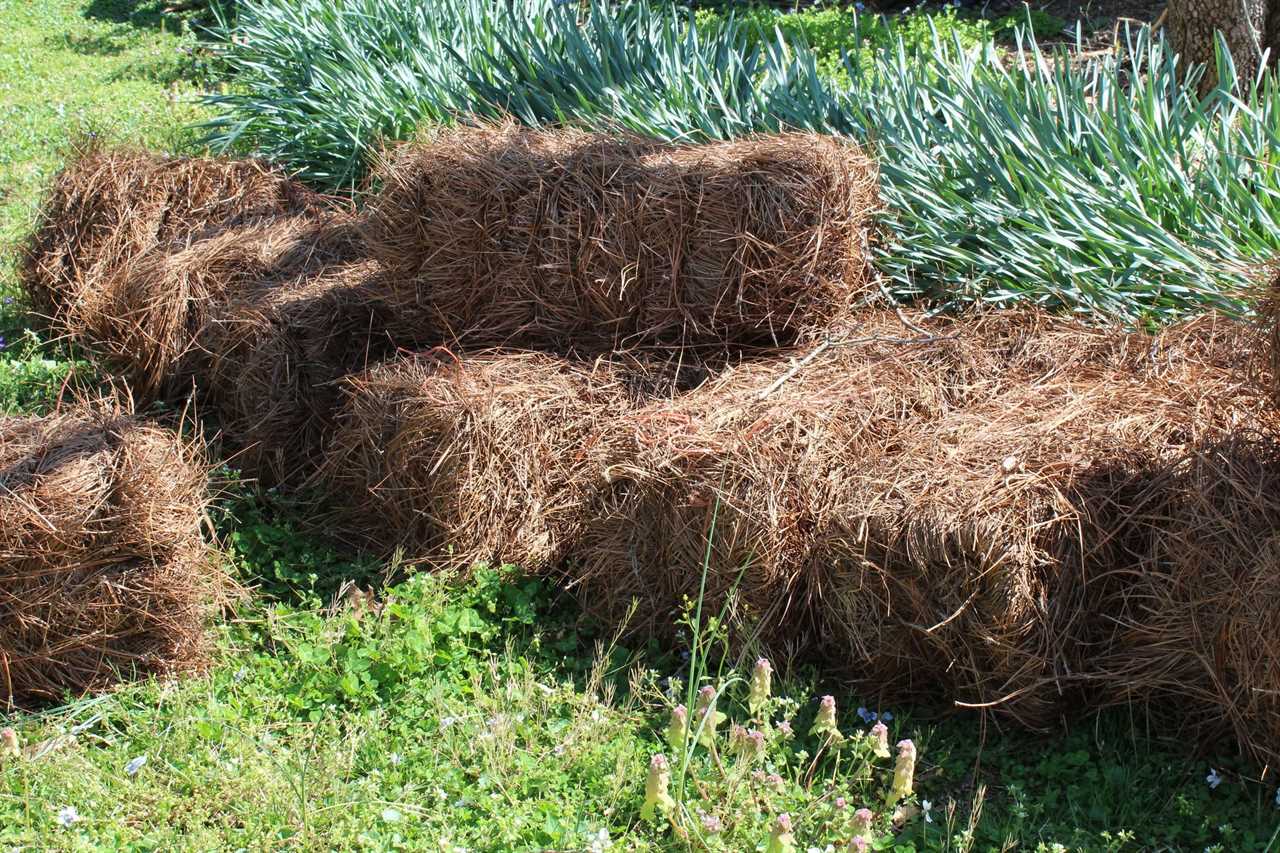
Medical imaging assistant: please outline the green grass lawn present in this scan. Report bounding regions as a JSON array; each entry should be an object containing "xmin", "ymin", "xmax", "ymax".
[{"xmin": 1, "ymin": 2, "xmax": 1279, "ymax": 850}]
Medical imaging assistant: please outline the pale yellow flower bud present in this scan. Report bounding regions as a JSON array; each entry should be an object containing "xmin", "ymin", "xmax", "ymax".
[
  {"xmin": 641, "ymin": 754, "xmax": 676, "ymax": 820},
  {"xmin": 749, "ymin": 658, "xmax": 772, "ymax": 715},
  {"xmin": 886, "ymin": 739, "xmax": 916, "ymax": 805},
  {"xmin": 869, "ymin": 721, "xmax": 890, "ymax": 758},
  {"xmin": 765, "ymin": 812, "xmax": 797, "ymax": 853},
  {"xmin": 809, "ymin": 695, "xmax": 843, "ymax": 742},
  {"xmin": 0, "ymin": 728, "xmax": 18, "ymax": 760},
  {"xmin": 665, "ymin": 705, "xmax": 689, "ymax": 752},
  {"xmin": 694, "ymin": 686, "xmax": 724, "ymax": 749},
  {"xmin": 851, "ymin": 807, "xmax": 875, "ymax": 846}
]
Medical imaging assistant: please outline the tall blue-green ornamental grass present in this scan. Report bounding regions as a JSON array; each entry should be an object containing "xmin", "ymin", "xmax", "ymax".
[{"xmin": 204, "ymin": 0, "xmax": 1280, "ymax": 323}]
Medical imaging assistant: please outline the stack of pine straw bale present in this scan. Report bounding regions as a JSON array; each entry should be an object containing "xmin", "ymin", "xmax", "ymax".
[{"xmin": 18, "ymin": 125, "xmax": 1280, "ymax": 765}]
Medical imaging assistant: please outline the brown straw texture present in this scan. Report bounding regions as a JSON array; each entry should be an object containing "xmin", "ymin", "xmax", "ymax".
[
  {"xmin": 22, "ymin": 147, "xmax": 326, "ymax": 331},
  {"xmin": 0, "ymin": 403, "xmax": 226, "ymax": 707},
  {"xmin": 365, "ymin": 123, "xmax": 877, "ymax": 353}
]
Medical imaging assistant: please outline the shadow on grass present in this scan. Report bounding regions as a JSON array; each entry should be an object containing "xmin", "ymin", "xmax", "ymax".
[
  {"xmin": 82, "ymin": 0, "xmax": 168, "ymax": 30},
  {"xmin": 47, "ymin": 28, "xmax": 141, "ymax": 57},
  {"xmin": 82, "ymin": 0, "xmax": 225, "ymax": 33}
]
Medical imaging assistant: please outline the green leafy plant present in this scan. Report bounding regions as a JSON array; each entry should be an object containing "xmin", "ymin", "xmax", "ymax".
[
  {"xmin": 641, "ymin": 657, "xmax": 923, "ymax": 849},
  {"xmin": 214, "ymin": 484, "xmax": 384, "ymax": 602},
  {"xmin": 695, "ymin": 3, "xmax": 994, "ymax": 79},
  {"xmin": 993, "ymin": 7, "xmax": 1068, "ymax": 39},
  {"xmin": 0, "ymin": 329, "xmax": 77, "ymax": 415}
]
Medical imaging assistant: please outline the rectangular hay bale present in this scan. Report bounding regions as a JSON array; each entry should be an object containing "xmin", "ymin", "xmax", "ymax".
[{"xmin": 365, "ymin": 123, "xmax": 878, "ymax": 352}]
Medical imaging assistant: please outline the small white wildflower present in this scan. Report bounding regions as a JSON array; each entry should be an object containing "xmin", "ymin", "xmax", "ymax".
[
  {"xmin": 440, "ymin": 716, "xmax": 458, "ymax": 730},
  {"xmin": 590, "ymin": 709, "xmax": 602, "ymax": 722},
  {"xmin": 587, "ymin": 827, "xmax": 611, "ymax": 852},
  {"xmin": 56, "ymin": 806, "xmax": 79, "ymax": 827},
  {"xmin": 389, "ymin": 752, "xmax": 403, "ymax": 766},
  {"xmin": 922, "ymin": 799, "xmax": 933, "ymax": 823},
  {"xmin": 1001, "ymin": 455, "xmax": 1020, "ymax": 472},
  {"xmin": 1206, "ymin": 768, "xmax": 1223, "ymax": 789},
  {"xmin": 124, "ymin": 755, "xmax": 147, "ymax": 777},
  {"xmin": 553, "ymin": 743, "xmax": 566, "ymax": 756},
  {"xmin": 381, "ymin": 808, "xmax": 402, "ymax": 823}
]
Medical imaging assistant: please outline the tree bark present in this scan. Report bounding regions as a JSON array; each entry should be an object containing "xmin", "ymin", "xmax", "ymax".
[{"xmin": 1166, "ymin": 0, "xmax": 1280, "ymax": 93}]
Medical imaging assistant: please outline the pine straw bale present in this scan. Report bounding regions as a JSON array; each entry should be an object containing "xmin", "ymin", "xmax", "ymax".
[
  {"xmin": 817, "ymin": 356, "xmax": 1261, "ymax": 730},
  {"xmin": 564, "ymin": 310, "xmax": 1265, "ymax": 727},
  {"xmin": 199, "ymin": 260, "xmax": 402, "ymax": 485},
  {"xmin": 559, "ymin": 312, "xmax": 987, "ymax": 652},
  {"xmin": 21, "ymin": 147, "xmax": 325, "ymax": 327},
  {"xmin": 320, "ymin": 351, "xmax": 635, "ymax": 570},
  {"xmin": 1083, "ymin": 433, "xmax": 1280, "ymax": 765},
  {"xmin": 67, "ymin": 214, "xmax": 364, "ymax": 400},
  {"xmin": 365, "ymin": 123, "xmax": 876, "ymax": 352},
  {"xmin": 0, "ymin": 404, "xmax": 224, "ymax": 706}
]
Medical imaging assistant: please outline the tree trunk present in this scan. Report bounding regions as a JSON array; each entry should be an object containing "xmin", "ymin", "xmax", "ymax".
[{"xmin": 1165, "ymin": 0, "xmax": 1280, "ymax": 93}]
